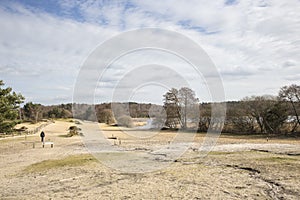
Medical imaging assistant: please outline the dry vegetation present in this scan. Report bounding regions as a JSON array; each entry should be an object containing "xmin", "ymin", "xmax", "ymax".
[{"xmin": 0, "ymin": 120, "xmax": 299, "ymax": 199}]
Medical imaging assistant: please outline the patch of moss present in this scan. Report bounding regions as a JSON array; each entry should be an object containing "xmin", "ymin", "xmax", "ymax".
[
  {"xmin": 24, "ymin": 154, "xmax": 97, "ymax": 173},
  {"xmin": 257, "ymin": 156, "xmax": 298, "ymax": 163}
]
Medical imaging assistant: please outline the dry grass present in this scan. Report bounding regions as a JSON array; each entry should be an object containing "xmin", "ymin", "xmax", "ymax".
[
  {"xmin": 1, "ymin": 120, "xmax": 299, "ymax": 199},
  {"xmin": 257, "ymin": 156, "xmax": 298, "ymax": 162}
]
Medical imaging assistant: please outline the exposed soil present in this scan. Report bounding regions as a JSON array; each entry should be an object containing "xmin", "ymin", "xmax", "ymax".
[{"xmin": 0, "ymin": 120, "xmax": 299, "ymax": 199}]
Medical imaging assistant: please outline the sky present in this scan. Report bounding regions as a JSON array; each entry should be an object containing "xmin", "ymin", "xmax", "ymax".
[{"xmin": 0, "ymin": 0, "xmax": 299, "ymax": 105}]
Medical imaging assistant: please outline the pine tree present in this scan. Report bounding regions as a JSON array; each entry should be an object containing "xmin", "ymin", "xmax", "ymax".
[{"xmin": 0, "ymin": 80, "xmax": 24, "ymax": 133}]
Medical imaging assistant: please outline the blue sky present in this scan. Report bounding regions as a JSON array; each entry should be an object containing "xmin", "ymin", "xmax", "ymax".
[{"xmin": 0, "ymin": 0, "xmax": 299, "ymax": 105}]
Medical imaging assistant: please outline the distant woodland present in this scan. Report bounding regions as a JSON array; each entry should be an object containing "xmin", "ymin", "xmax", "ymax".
[{"xmin": 1, "ymin": 80, "xmax": 299, "ymax": 135}]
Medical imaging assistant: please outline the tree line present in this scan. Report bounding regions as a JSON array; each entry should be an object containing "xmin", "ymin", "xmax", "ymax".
[
  {"xmin": 151, "ymin": 85, "xmax": 300, "ymax": 136},
  {"xmin": 210, "ymin": 85, "xmax": 300, "ymax": 135},
  {"xmin": 0, "ymin": 79, "xmax": 299, "ymax": 135}
]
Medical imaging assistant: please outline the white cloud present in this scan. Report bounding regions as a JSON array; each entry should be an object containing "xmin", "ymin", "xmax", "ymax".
[
  {"xmin": 0, "ymin": 0, "xmax": 299, "ymax": 104},
  {"xmin": 0, "ymin": 2, "xmax": 118, "ymax": 104}
]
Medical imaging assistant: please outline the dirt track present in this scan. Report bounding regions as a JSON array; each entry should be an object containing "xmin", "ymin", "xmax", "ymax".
[{"xmin": 0, "ymin": 121, "xmax": 299, "ymax": 199}]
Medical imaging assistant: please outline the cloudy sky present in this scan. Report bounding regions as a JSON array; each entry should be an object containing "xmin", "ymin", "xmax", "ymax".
[{"xmin": 0, "ymin": 0, "xmax": 299, "ymax": 105}]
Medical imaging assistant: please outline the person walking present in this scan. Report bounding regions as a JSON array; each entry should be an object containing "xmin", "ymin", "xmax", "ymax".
[{"xmin": 40, "ymin": 131, "xmax": 45, "ymax": 143}]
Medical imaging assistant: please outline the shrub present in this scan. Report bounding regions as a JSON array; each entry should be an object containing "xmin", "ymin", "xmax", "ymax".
[
  {"xmin": 67, "ymin": 126, "xmax": 82, "ymax": 137},
  {"xmin": 117, "ymin": 115, "xmax": 133, "ymax": 128}
]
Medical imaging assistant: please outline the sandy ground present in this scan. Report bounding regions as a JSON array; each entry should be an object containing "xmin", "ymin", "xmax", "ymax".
[{"xmin": 0, "ymin": 120, "xmax": 299, "ymax": 199}]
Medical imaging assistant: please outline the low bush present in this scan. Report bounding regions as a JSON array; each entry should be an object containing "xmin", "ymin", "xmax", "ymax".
[
  {"xmin": 67, "ymin": 125, "xmax": 82, "ymax": 137},
  {"xmin": 117, "ymin": 115, "xmax": 134, "ymax": 128}
]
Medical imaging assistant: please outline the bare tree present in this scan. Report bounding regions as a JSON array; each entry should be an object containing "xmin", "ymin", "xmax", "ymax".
[
  {"xmin": 242, "ymin": 95, "xmax": 276, "ymax": 133},
  {"xmin": 163, "ymin": 87, "xmax": 199, "ymax": 129},
  {"xmin": 225, "ymin": 102, "xmax": 256, "ymax": 134},
  {"xmin": 178, "ymin": 87, "xmax": 199, "ymax": 129},
  {"xmin": 279, "ymin": 84, "xmax": 300, "ymax": 132},
  {"xmin": 242, "ymin": 95, "xmax": 288, "ymax": 134}
]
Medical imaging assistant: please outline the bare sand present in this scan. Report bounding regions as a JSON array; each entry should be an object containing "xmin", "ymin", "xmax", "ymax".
[{"xmin": 0, "ymin": 120, "xmax": 299, "ymax": 199}]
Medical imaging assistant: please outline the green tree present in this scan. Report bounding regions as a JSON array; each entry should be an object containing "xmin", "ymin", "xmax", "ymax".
[
  {"xmin": 198, "ymin": 103, "xmax": 211, "ymax": 132},
  {"xmin": 0, "ymin": 80, "xmax": 24, "ymax": 133},
  {"xmin": 264, "ymin": 102, "xmax": 289, "ymax": 134},
  {"xmin": 23, "ymin": 102, "xmax": 42, "ymax": 123},
  {"xmin": 97, "ymin": 109, "xmax": 115, "ymax": 124},
  {"xmin": 163, "ymin": 88, "xmax": 181, "ymax": 128}
]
